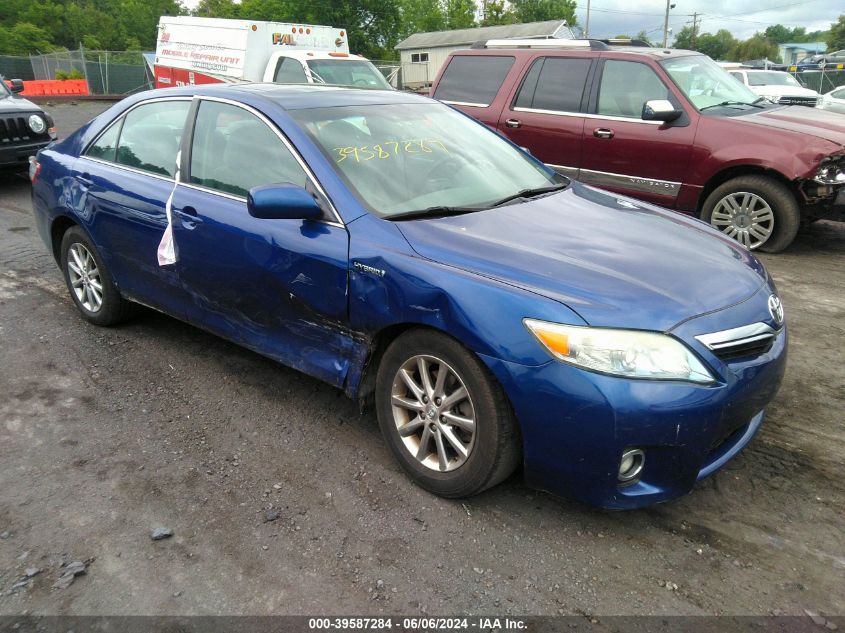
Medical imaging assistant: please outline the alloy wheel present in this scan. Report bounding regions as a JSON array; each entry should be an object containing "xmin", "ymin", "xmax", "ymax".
[
  {"xmin": 709, "ymin": 191, "xmax": 774, "ymax": 249},
  {"xmin": 67, "ymin": 243, "xmax": 103, "ymax": 313},
  {"xmin": 390, "ymin": 354, "xmax": 477, "ymax": 472}
]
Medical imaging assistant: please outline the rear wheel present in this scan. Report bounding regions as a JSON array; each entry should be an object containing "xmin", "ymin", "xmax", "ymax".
[
  {"xmin": 701, "ymin": 175, "xmax": 800, "ymax": 253},
  {"xmin": 375, "ymin": 329, "xmax": 521, "ymax": 498},
  {"xmin": 60, "ymin": 226, "xmax": 135, "ymax": 326}
]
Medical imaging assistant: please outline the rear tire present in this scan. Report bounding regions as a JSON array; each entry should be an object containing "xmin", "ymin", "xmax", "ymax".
[
  {"xmin": 60, "ymin": 226, "xmax": 136, "ymax": 326},
  {"xmin": 701, "ymin": 175, "xmax": 800, "ymax": 253},
  {"xmin": 375, "ymin": 329, "xmax": 521, "ymax": 498}
]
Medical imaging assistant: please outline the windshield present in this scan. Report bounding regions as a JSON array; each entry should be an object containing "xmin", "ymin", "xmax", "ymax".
[
  {"xmin": 306, "ymin": 60, "xmax": 392, "ymax": 90},
  {"xmin": 290, "ymin": 103, "xmax": 562, "ymax": 217},
  {"xmin": 746, "ymin": 72, "xmax": 800, "ymax": 87},
  {"xmin": 661, "ymin": 56, "xmax": 761, "ymax": 111}
]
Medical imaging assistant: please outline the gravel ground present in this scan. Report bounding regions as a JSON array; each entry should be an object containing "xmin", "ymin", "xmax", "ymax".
[{"xmin": 0, "ymin": 102, "xmax": 843, "ymax": 617}]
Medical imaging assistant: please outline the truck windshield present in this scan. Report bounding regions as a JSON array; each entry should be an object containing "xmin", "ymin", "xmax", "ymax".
[
  {"xmin": 306, "ymin": 60, "xmax": 392, "ymax": 90},
  {"xmin": 661, "ymin": 56, "xmax": 762, "ymax": 111},
  {"xmin": 746, "ymin": 72, "xmax": 801, "ymax": 87},
  {"xmin": 0, "ymin": 80, "xmax": 10, "ymax": 97},
  {"xmin": 290, "ymin": 102, "xmax": 562, "ymax": 217}
]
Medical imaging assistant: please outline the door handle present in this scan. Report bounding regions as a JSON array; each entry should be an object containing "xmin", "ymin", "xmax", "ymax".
[
  {"xmin": 77, "ymin": 172, "xmax": 93, "ymax": 186},
  {"xmin": 505, "ymin": 118, "xmax": 522, "ymax": 129},
  {"xmin": 176, "ymin": 205, "xmax": 198, "ymax": 217},
  {"xmin": 174, "ymin": 205, "xmax": 201, "ymax": 228},
  {"xmin": 593, "ymin": 128, "xmax": 614, "ymax": 139}
]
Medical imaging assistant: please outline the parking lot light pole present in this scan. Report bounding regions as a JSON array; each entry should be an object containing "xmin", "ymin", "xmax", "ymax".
[{"xmin": 663, "ymin": 0, "xmax": 676, "ymax": 47}]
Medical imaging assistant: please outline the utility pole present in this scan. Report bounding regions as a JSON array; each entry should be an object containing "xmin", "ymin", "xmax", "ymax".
[
  {"xmin": 585, "ymin": 0, "xmax": 591, "ymax": 38},
  {"xmin": 662, "ymin": 0, "xmax": 676, "ymax": 48},
  {"xmin": 690, "ymin": 12, "xmax": 699, "ymax": 50}
]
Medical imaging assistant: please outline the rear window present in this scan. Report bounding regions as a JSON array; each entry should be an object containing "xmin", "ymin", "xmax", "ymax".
[{"xmin": 434, "ymin": 55, "xmax": 515, "ymax": 106}]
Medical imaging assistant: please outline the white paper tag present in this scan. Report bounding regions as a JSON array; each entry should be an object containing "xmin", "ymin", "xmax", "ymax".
[{"xmin": 157, "ymin": 150, "xmax": 181, "ymax": 266}]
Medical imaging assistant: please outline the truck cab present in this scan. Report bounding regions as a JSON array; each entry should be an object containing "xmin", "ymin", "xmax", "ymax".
[{"xmin": 263, "ymin": 50, "xmax": 392, "ymax": 89}]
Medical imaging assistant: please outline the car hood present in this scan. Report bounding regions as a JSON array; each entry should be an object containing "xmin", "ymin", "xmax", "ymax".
[
  {"xmin": 0, "ymin": 94, "xmax": 43, "ymax": 113},
  {"xmin": 395, "ymin": 184, "xmax": 767, "ymax": 331},
  {"xmin": 741, "ymin": 106, "xmax": 845, "ymax": 146}
]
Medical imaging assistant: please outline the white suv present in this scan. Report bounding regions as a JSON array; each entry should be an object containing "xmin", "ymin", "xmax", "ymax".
[{"xmin": 728, "ymin": 69, "xmax": 820, "ymax": 107}]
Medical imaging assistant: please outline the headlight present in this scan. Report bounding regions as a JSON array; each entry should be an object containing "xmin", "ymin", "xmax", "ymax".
[
  {"xmin": 524, "ymin": 319, "xmax": 715, "ymax": 383},
  {"xmin": 815, "ymin": 156, "xmax": 845, "ymax": 184},
  {"xmin": 27, "ymin": 114, "xmax": 46, "ymax": 134}
]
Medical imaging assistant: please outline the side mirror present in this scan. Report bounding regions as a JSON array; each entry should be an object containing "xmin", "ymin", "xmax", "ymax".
[
  {"xmin": 642, "ymin": 99, "xmax": 682, "ymax": 122},
  {"xmin": 9, "ymin": 79, "xmax": 24, "ymax": 94},
  {"xmin": 247, "ymin": 183, "xmax": 323, "ymax": 220}
]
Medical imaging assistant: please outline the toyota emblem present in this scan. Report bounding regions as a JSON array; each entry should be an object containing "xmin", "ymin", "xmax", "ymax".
[{"xmin": 768, "ymin": 294, "xmax": 784, "ymax": 326}]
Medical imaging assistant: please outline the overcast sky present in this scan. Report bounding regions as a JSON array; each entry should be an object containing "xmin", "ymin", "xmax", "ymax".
[{"xmin": 576, "ymin": 0, "xmax": 835, "ymax": 42}]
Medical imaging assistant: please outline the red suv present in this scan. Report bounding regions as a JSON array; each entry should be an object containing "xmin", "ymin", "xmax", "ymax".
[{"xmin": 431, "ymin": 40, "xmax": 845, "ymax": 252}]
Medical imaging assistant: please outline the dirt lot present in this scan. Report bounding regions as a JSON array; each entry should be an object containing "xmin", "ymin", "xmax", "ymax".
[{"xmin": 0, "ymin": 102, "xmax": 842, "ymax": 618}]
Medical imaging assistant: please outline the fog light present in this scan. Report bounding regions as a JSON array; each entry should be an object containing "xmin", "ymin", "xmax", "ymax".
[{"xmin": 618, "ymin": 448, "xmax": 645, "ymax": 483}]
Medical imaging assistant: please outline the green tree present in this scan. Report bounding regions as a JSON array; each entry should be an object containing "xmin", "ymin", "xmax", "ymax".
[
  {"xmin": 828, "ymin": 14, "xmax": 845, "ymax": 50},
  {"xmin": 398, "ymin": 0, "xmax": 446, "ymax": 39},
  {"xmin": 482, "ymin": 0, "xmax": 516, "ymax": 26},
  {"xmin": 509, "ymin": 0, "xmax": 575, "ymax": 24},
  {"xmin": 443, "ymin": 0, "xmax": 477, "ymax": 29},
  {"xmin": 0, "ymin": 22, "xmax": 54, "ymax": 54},
  {"xmin": 696, "ymin": 29, "xmax": 737, "ymax": 61},
  {"xmin": 729, "ymin": 34, "xmax": 778, "ymax": 62}
]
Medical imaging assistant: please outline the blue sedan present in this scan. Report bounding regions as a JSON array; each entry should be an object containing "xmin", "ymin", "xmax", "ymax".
[{"xmin": 30, "ymin": 85, "xmax": 787, "ymax": 509}]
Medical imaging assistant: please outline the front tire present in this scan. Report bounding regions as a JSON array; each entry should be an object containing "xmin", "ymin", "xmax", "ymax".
[
  {"xmin": 701, "ymin": 175, "xmax": 800, "ymax": 253},
  {"xmin": 375, "ymin": 329, "xmax": 521, "ymax": 498},
  {"xmin": 60, "ymin": 226, "xmax": 135, "ymax": 326}
]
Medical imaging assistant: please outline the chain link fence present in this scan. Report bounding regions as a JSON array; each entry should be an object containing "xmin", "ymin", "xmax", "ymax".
[
  {"xmin": 791, "ymin": 69, "xmax": 845, "ymax": 93},
  {"xmin": 27, "ymin": 49, "xmax": 152, "ymax": 95},
  {"xmin": 0, "ymin": 55, "xmax": 36, "ymax": 81}
]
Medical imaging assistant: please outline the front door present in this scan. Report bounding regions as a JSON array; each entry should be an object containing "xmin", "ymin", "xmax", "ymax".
[
  {"xmin": 579, "ymin": 59, "xmax": 698, "ymax": 207},
  {"xmin": 170, "ymin": 99, "xmax": 351, "ymax": 387}
]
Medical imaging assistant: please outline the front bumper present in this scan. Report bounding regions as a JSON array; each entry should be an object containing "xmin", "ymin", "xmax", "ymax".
[
  {"xmin": 0, "ymin": 138, "xmax": 52, "ymax": 169},
  {"xmin": 481, "ymin": 290, "xmax": 788, "ymax": 510}
]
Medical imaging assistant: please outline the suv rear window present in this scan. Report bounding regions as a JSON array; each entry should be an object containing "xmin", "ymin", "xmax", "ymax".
[
  {"xmin": 514, "ymin": 57, "xmax": 591, "ymax": 113},
  {"xmin": 435, "ymin": 56, "xmax": 515, "ymax": 106}
]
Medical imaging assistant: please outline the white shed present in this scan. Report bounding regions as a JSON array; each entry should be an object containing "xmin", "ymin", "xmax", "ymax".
[{"xmin": 395, "ymin": 20, "xmax": 574, "ymax": 89}]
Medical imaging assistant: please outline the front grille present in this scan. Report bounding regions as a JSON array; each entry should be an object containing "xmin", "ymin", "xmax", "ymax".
[
  {"xmin": 695, "ymin": 322, "xmax": 778, "ymax": 362},
  {"xmin": 778, "ymin": 96, "xmax": 818, "ymax": 107},
  {"xmin": 0, "ymin": 115, "xmax": 46, "ymax": 144}
]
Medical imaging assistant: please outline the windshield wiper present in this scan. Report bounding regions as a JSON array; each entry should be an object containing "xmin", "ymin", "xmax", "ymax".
[
  {"xmin": 389, "ymin": 205, "xmax": 486, "ymax": 221},
  {"xmin": 700, "ymin": 100, "xmax": 765, "ymax": 111},
  {"xmin": 485, "ymin": 183, "xmax": 570, "ymax": 208}
]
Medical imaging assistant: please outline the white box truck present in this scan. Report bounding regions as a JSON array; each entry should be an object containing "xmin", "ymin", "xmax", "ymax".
[{"xmin": 154, "ymin": 16, "xmax": 392, "ymax": 89}]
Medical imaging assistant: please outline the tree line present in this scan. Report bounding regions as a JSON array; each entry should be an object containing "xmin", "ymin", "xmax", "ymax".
[
  {"xmin": 1, "ymin": 0, "xmax": 842, "ymax": 63},
  {"xmin": 0, "ymin": 0, "xmax": 575, "ymax": 60}
]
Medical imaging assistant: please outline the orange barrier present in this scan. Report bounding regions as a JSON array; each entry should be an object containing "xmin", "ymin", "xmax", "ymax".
[{"xmin": 3, "ymin": 79, "xmax": 89, "ymax": 97}]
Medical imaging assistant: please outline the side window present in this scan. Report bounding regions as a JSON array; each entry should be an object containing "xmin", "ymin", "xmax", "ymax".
[
  {"xmin": 833, "ymin": 88, "xmax": 845, "ymax": 99},
  {"xmin": 411, "ymin": 52, "xmax": 429, "ymax": 63},
  {"xmin": 513, "ymin": 58, "xmax": 544, "ymax": 109},
  {"xmin": 597, "ymin": 60, "xmax": 671, "ymax": 119},
  {"xmin": 729, "ymin": 72, "xmax": 743, "ymax": 82},
  {"xmin": 274, "ymin": 57, "xmax": 308, "ymax": 83},
  {"xmin": 86, "ymin": 118, "xmax": 122, "ymax": 162},
  {"xmin": 189, "ymin": 100, "xmax": 307, "ymax": 197},
  {"xmin": 522, "ymin": 57, "xmax": 591, "ymax": 113},
  {"xmin": 115, "ymin": 100, "xmax": 190, "ymax": 177},
  {"xmin": 434, "ymin": 56, "xmax": 515, "ymax": 106}
]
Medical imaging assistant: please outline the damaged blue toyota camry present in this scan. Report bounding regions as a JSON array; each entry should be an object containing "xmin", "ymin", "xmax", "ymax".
[{"xmin": 30, "ymin": 85, "xmax": 787, "ymax": 509}]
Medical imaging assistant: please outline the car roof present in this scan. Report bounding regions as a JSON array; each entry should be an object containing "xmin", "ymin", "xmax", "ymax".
[
  {"xmin": 451, "ymin": 45, "xmax": 703, "ymax": 61},
  {"xmin": 124, "ymin": 83, "xmax": 427, "ymax": 111}
]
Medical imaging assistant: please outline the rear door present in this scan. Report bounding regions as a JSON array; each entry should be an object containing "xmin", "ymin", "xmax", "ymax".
[
  {"xmin": 432, "ymin": 55, "xmax": 516, "ymax": 129},
  {"xmin": 578, "ymin": 58, "xmax": 697, "ymax": 207},
  {"xmin": 77, "ymin": 98, "xmax": 192, "ymax": 316},
  {"xmin": 496, "ymin": 55, "xmax": 593, "ymax": 178}
]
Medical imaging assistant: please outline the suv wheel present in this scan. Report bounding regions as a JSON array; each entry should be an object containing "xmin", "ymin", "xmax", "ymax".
[{"xmin": 701, "ymin": 175, "xmax": 800, "ymax": 253}]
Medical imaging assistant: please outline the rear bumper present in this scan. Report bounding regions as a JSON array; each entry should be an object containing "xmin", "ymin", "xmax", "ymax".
[{"xmin": 480, "ymin": 324, "xmax": 787, "ymax": 510}]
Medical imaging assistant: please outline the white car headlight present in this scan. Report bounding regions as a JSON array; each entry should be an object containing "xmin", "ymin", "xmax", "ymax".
[
  {"xmin": 28, "ymin": 114, "xmax": 46, "ymax": 134},
  {"xmin": 524, "ymin": 319, "xmax": 715, "ymax": 383}
]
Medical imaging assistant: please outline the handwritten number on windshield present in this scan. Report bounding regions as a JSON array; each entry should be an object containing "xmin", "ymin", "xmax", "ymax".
[{"xmin": 334, "ymin": 139, "xmax": 449, "ymax": 163}]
